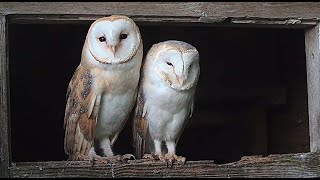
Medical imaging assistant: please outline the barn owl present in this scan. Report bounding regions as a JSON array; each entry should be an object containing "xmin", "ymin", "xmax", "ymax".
[
  {"xmin": 64, "ymin": 15, "xmax": 143, "ymax": 163},
  {"xmin": 133, "ymin": 40, "xmax": 200, "ymax": 165}
]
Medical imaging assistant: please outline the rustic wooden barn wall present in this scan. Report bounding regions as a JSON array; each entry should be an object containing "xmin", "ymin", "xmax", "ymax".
[
  {"xmin": 1, "ymin": 2, "xmax": 320, "ymax": 178},
  {"xmin": 0, "ymin": 15, "xmax": 9, "ymax": 178}
]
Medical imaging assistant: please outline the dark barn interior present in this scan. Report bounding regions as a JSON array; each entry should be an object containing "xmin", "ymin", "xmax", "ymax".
[{"xmin": 8, "ymin": 23, "xmax": 309, "ymax": 163}]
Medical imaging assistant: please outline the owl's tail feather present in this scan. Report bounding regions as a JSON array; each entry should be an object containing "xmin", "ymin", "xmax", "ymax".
[{"xmin": 134, "ymin": 133, "xmax": 145, "ymax": 159}]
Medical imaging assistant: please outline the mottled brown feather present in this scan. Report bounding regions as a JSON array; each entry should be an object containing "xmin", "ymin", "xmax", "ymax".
[
  {"xmin": 64, "ymin": 64, "xmax": 99, "ymax": 160},
  {"xmin": 132, "ymin": 73, "xmax": 153, "ymax": 159}
]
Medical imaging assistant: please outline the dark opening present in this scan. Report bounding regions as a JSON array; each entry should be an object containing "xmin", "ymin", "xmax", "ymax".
[{"xmin": 9, "ymin": 23, "xmax": 309, "ymax": 163}]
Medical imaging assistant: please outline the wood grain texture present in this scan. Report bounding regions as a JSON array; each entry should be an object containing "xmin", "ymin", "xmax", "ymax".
[
  {"xmin": 0, "ymin": 2, "xmax": 319, "ymax": 25},
  {"xmin": 0, "ymin": 2, "xmax": 202, "ymax": 17},
  {"xmin": 1, "ymin": 2, "xmax": 320, "ymax": 178},
  {"xmin": 0, "ymin": 15, "xmax": 9, "ymax": 178},
  {"xmin": 305, "ymin": 25, "xmax": 320, "ymax": 152},
  {"xmin": 9, "ymin": 152, "xmax": 320, "ymax": 178},
  {"xmin": 201, "ymin": 2, "xmax": 320, "ymax": 20}
]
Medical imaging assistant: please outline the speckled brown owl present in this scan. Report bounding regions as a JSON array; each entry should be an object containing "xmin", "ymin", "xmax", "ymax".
[{"xmin": 64, "ymin": 15, "xmax": 143, "ymax": 163}]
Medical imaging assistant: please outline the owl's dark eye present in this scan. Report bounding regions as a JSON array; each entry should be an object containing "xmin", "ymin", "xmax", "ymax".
[
  {"xmin": 120, "ymin": 34, "xmax": 128, "ymax": 40},
  {"xmin": 98, "ymin": 36, "xmax": 106, "ymax": 42},
  {"xmin": 166, "ymin": 62, "xmax": 173, "ymax": 66}
]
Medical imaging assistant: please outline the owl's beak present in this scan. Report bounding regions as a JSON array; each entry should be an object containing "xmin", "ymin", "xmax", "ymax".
[
  {"xmin": 111, "ymin": 46, "xmax": 116, "ymax": 58},
  {"xmin": 107, "ymin": 44, "xmax": 116, "ymax": 58},
  {"xmin": 176, "ymin": 75, "xmax": 185, "ymax": 86}
]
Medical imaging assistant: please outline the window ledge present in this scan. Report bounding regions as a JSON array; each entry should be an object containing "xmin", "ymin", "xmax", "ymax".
[{"xmin": 9, "ymin": 152, "xmax": 320, "ymax": 178}]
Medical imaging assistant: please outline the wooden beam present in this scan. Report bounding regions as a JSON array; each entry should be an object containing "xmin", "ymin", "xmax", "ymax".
[
  {"xmin": 9, "ymin": 152, "xmax": 320, "ymax": 178},
  {"xmin": 0, "ymin": 15, "xmax": 9, "ymax": 178},
  {"xmin": 201, "ymin": 2, "xmax": 320, "ymax": 20},
  {"xmin": 305, "ymin": 24, "xmax": 320, "ymax": 152},
  {"xmin": 0, "ymin": 2, "xmax": 318, "ymax": 19},
  {"xmin": 0, "ymin": 2, "xmax": 319, "ymax": 25},
  {"xmin": 6, "ymin": 15, "xmax": 317, "ymax": 29},
  {"xmin": 0, "ymin": 2, "xmax": 203, "ymax": 16}
]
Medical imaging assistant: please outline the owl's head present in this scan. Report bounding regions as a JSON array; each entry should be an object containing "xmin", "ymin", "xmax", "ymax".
[
  {"xmin": 147, "ymin": 40, "xmax": 200, "ymax": 91},
  {"xmin": 86, "ymin": 15, "xmax": 142, "ymax": 64}
]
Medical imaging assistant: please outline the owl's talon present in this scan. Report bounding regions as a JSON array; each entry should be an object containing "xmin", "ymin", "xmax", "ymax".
[
  {"xmin": 74, "ymin": 153, "xmax": 97, "ymax": 166},
  {"xmin": 94, "ymin": 157, "xmax": 114, "ymax": 164},
  {"xmin": 95, "ymin": 154, "xmax": 135, "ymax": 163},
  {"xmin": 75, "ymin": 152, "xmax": 93, "ymax": 162},
  {"xmin": 112, "ymin": 155, "xmax": 122, "ymax": 162},
  {"xmin": 143, "ymin": 153, "xmax": 162, "ymax": 161},
  {"xmin": 161, "ymin": 153, "xmax": 186, "ymax": 168},
  {"xmin": 158, "ymin": 154, "xmax": 166, "ymax": 162},
  {"xmin": 121, "ymin": 154, "xmax": 136, "ymax": 161},
  {"xmin": 142, "ymin": 154, "xmax": 157, "ymax": 161},
  {"xmin": 174, "ymin": 155, "xmax": 186, "ymax": 165},
  {"xmin": 142, "ymin": 154, "xmax": 154, "ymax": 160}
]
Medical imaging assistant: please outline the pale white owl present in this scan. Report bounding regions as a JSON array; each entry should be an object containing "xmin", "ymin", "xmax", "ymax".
[
  {"xmin": 133, "ymin": 40, "xmax": 200, "ymax": 164},
  {"xmin": 64, "ymin": 15, "xmax": 143, "ymax": 163}
]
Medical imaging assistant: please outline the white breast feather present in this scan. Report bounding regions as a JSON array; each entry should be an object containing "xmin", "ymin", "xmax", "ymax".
[{"xmin": 143, "ymin": 75, "xmax": 195, "ymax": 141}]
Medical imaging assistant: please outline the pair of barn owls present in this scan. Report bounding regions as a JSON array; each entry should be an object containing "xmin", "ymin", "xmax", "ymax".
[{"xmin": 63, "ymin": 15, "xmax": 200, "ymax": 164}]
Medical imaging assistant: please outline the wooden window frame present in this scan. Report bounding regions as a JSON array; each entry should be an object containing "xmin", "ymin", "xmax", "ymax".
[{"xmin": 1, "ymin": 2, "xmax": 320, "ymax": 178}]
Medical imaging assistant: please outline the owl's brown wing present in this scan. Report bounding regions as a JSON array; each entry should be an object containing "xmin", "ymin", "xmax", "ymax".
[
  {"xmin": 64, "ymin": 64, "xmax": 101, "ymax": 160},
  {"xmin": 132, "ymin": 78, "xmax": 152, "ymax": 159}
]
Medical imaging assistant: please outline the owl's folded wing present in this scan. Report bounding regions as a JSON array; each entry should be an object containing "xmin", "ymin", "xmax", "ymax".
[
  {"xmin": 133, "ymin": 80, "xmax": 152, "ymax": 159},
  {"xmin": 64, "ymin": 64, "xmax": 101, "ymax": 160},
  {"xmin": 174, "ymin": 99, "xmax": 195, "ymax": 145}
]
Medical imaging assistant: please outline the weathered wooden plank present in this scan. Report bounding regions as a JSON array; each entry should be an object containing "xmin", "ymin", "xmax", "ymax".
[
  {"xmin": 10, "ymin": 161, "xmax": 114, "ymax": 178},
  {"xmin": 6, "ymin": 15, "xmax": 216, "ymax": 25},
  {"xmin": 305, "ymin": 25, "xmax": 320, "ymax": 152},
  {"xmin": 0, "ymin": 2, "xmax": 202, "ymax": 16},
  {"xmin": 228, "ymin": 17, "xmax": 319, "ymax": 28},
  {"xmin": 0, "ymin": 2, "xmax": 319, "ymax": 24},
  {"xmin": 201, "ymin": 2, "xmax": 320, "ymax": 20},
  {"xmin": 7, "ymin": 15, "xmax": 318, "ymax": 30},
  {"xmin": 9, "ymin": 152, "xmax": 320, "ymax": 178},
  {"xmin": 0, "ymin": 15, "xmax": 9, "ymax": 178},
  {"xmin": 6, "ymin": 15, "xmax": 319, "ymax": 26}
]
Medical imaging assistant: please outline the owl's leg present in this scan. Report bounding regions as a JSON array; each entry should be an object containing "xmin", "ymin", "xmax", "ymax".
[
  {"xmin": 163, "ymin": 141, "xmax": 186, "ymax": 167},
  {"xmin": 73, "ymin": 148, "xmax": 105, "ymax": 166},
  {"xmin": 154, "ymin": 139, "xmax": 164, "ymax": 160},
  {"xmin": 100, "ymin": 137, "xmax": 114, "ymax": 157},
  {"xmin": 88, "ymin": 147, "xmax": 107, "ymax": 164},
  {"xmin": 87, "ymin": 137, "xmax": 118, "ymax": 164},
  {"xmin": 99, "ymin": 137, "xmax": 135, "ymax": 163},
  {"xmin": 80, "ymin": 147, "xmax": 111, "ymax": 165},
  {"xmin": 74, "ymin": 152, "xmax": 92, "ymax": 161},
  {"xmin": 143, "ymin": 139, "xmax": 163, "ymax": 161}
]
